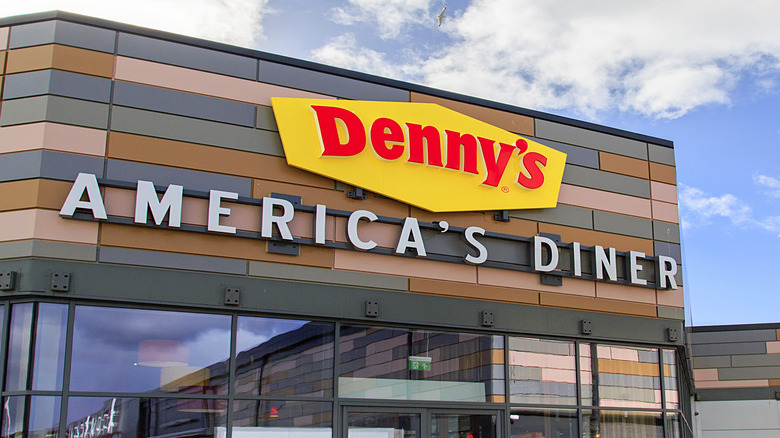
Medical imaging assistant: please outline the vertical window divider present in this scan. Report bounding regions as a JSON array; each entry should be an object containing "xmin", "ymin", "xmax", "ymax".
[
  {"xmin": 503, "ymin": 334, "xmax": 510, "ymax": 438},
  {"xmin": 58, "ymin": 302, "xmax": 76, "ymax": 438},
  {"xmin": 575, "ymin": 341, "xmax": 582, "ymax": 438},
  {"xmin": 227, "ymin": 313, "xmax": 237, "ymax": 438},
  {"xmin": 0, "ymin": 302, "xmax": 11, "ymax": 395},
  {"xmin": 333, "ymin": 321, "xmax": 341, "ymax": 438},
  {"xmin": 658, "ymin": 348, "xmax": 668, "ymax": 438}
]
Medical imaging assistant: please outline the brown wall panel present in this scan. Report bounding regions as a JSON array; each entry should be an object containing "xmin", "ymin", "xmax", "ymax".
[
  {"xmin": 108, "ymin": 132, "xmax": 333, "ymax": 189},
  {"xmin": 5, "ymin": 44, "xmax": 114, "ymax": 77},
  {"xmin": 0, "ymin": 179, "xmax": 73, "ymax": 212},
  {"xmin": 539, "ymin": 292, "xmax": 657, "ymax": 317},
  {"xmin": 599, "ymin": 152, "xmax": 649, "ymax": 179},
  {"xmin": 649, "ymin": 162, "xmax": 677, "ymax": 185},
  {"xmin": 0, "ymin": 51, "xmax": 6, "ymax": 75},
  {"xmin": 410, "ymin": 207, "xmax": 538, "ymax": 237},
  {"xmin": 410, "ymin": 92, "xmax": 534, "ymax": 136},
  {"xmin": 409, "ymin": 277, "xmax": 540, "ymax": 305},
  {"xmin": 538, "ymin": 223, "xmax": 654, "ymax": 255},
  {"xmin": 99, "ymin": 223, "xmax": 334, "ymax": 268}
]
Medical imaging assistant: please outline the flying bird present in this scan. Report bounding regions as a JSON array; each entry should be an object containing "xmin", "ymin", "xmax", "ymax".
[{"xmin": 437, "ymin": 6, "xmax": 446, "ymax": 26}]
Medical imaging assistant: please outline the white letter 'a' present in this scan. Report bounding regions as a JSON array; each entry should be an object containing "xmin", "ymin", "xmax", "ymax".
[{"xmin": 59, "ymin": 173, "xmax": 107, "ymax": 219}]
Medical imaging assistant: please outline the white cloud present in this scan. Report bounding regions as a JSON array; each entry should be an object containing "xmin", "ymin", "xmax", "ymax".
[
  {"xmin": 754, "ymin": 174, "xmax": 780, "ymax": 198},
  {"xmin": 678, "ymin": 183, "xmax": 780, "ymax": 232},
  {"xmin": 315, "ymin": 0, "xmax": 780, "ymax": 120},
  {"xmin": 2, "ymin": 0, "xmax": 272, "ymax": 48},
  {"xmin": 329, "ymin": 0, "xmax": 436, "ymax": 40}
]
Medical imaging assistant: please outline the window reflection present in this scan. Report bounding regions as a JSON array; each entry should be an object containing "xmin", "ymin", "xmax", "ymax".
[
  {"xmin": 232, "ymin": 400, "xmax": 331, "ymax": 433},
  {"xmin": 509, "ymin": 337, "xmax": 576, "ymax": 405},
  {"xmin": 595, "ymin": 345, "xmax": 661, "ymax": 409},
  {"xmin": 339, "ymin": 326, "xmax": 504, "ymax": 402},
  {"xmin": 663, "ymin": 350, "xmax": 679, "ymax": 410},
  {"xmin": 348, "ymin": 412, "xmax": 420, "ymax": 438},
  {"xmin": 235, "ymin": 317, "xmax": 334, "ymax": 397},
  {"xmin": 5, "ymin": 303, "xmax": 67, "ymax": 391},
  {"xmin": 70, "ymin": 306, "xmax": 231, "ymax": 393},
  {"xmin": 582, "ymin": 410, "xmax": 663, "ymax": 438},
  {"xmin": 510, "ymin": 409, "xmax": 577, "ymax": 438},
  {"xmin": 2, "ymin": 396, "xmax": 60, "ymax": 438},
  {"xmin": 432, "ymin": 413, "xmax": 496, "ymax": 438}
]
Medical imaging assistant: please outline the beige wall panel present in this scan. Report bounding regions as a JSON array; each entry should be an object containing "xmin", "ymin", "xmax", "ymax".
[
  {"xmin": 6, "ymin": 45, "xmax": 114, "ymax": 77},
  {"xmin": 599, "ymin": 152, "xmax": 649, "ymax": 179},
  {"xmin": 253, "ymin": 180, "xmax": 410, "ymax": 219},
  {"xmin": 656, "ymin": 286, "xmax": 684, "ymax": 308},
  {"xmin": 99, "ymin": 223, "xmax": 335, "ymax": 267},
  {"xmin": 0, "ymin": 122, "xmax": 106, "ymax": 155},
  {"xmin": 769, "ymin": 342, "xmax": 780, "ymax": 354},
  {"xmin": 409, "ymin": 92, "xmax": 535, "ymax": 136},
  {"xmin": 0, "ymin": 28, "xmax": 8, "ymax": 49},
  {"xmin": 334, "ymin": 217, "xmax": 400, "ymax": 249},
  {"xmin": 114, "ymin": 57, "xmax": 334, "ymax": 105},
  {"xmin": 596, "ymin": 282, "xmax": 656, "ymax": 304},
  {"xmin": 694, "ymin": 369, "xmax": 719, "ymax": 382},
  {"xmin": 409, "ymin": 278, "xmax": 540, "ymax": 305},
  {"xmin": 558, "ymin": 184, "xmax": 652, "ymax": 218},
  {"xmin": 650, "ymin": 181, "xmax": 678, "ymax": 204},
  {"xmin": 477, "ymin": 267, "xmax": 596, "ymax": 297},
  {"xmin": 649, "ymin": 162, "xmax": 676, "ymax": 185},
  {"xmin": 538, "ymin": 223, "xmax": 654, "ymax": 255},
  {"xmin": 0, "ymin": 209, "xmax": 98, "ymax": 244},
  {"xmin": 651, "ymin": 200, "xmax": 679, "ymax": 223},
  {"xmin": 539, "ymin": 293, "xmax": 657, "ymax": 317},
  {"xmin": 108, "ymin": 133, "xmax": 332, "ymax": 189},
  {"xmin": 696, "ymin": 379, "xmax": 768, "ymax": 389},
  {"xmin": 411, "ymin": 207, "xmax": 538, "ymax": 237},
  {"xmin": 334, "ymin": 249, "xmax": 476, "ymax": 283}
]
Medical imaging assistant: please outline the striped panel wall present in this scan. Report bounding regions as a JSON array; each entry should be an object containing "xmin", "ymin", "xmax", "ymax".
[{"xmin": 0, "ymin": 19, "xmax": 682, "ymax": 320}]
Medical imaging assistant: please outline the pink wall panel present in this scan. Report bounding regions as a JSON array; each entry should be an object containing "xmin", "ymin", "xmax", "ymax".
[
  {"xmin": 596, "ymin": 282, "xmax": 657, "ymax": 305},
  {"xmin": 114, "ymin": 57, "xmax": 335, "ymax": 105},
  {"xmin": 0, "ymin": 123, "xmax": 106, "ymax": 155},
  {"xmin": 0, "ymin": 209, "xmax": 98, "ymax": 244},
  {"xmin": 334, "ymin": 249, "xmax": 476, "ymax": 283},
  {"xmin": 0, "ymin": 28, "xmax": 7, "ymax": 50},
  {"xmin": 650, "ymin": 181, "xmax": 678, "ymax": 204},
  {"xmin": 478, "ymin": 266, "xmax": 596, "ymax": 296},
  {"xmin": 651, "ymin": 200, "xmax": 679, "ymax": 223},
  {"xmin": 656, "ymin": 286, "xmax": 684, "ymax": 308},
  {"xmin": 558, "ymin": 184, "xmax": 652, "ymax": 218}
]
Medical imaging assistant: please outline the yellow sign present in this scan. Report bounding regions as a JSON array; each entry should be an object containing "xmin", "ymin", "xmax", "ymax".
[{"xmin": 271, "ymin": 98, "xmax": 566, "ymax": 212}]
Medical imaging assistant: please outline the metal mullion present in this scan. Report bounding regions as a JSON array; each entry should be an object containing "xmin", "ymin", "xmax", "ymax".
[
  {"xmin": 226, "ymin": 313, "xmax": 237, "ymax": 438},
  {"xmin": 575, "ymin": 341, "xmax": 582, "ymax": 438},
  {"xmin": 658, "ymin": 349, "xmax": 668, "ymax": 438},
  {"xmin": 0, "ymin": 300, "xmax": 11, "ymax": 395},
  {"xmin": 503, "ymin": 333, "xmax": 510, "ymax": 438},
  {"xmin": 333, "ymin": 320, "xmax": 340, "ymax": 438},
  {"xmin": 57, "ymin": 302, "xmax": 76, "ymax": 438}
]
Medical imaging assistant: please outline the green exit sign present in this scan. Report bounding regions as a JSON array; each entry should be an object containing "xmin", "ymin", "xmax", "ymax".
[{"xmin": 409, "ymin": 356, "xmax": 432, "ymax": 371}]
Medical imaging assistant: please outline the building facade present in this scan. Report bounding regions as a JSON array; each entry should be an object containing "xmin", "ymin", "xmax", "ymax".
[{"xmin": 0, "ymin": 11, "xmax": 690, "ymax": 438}]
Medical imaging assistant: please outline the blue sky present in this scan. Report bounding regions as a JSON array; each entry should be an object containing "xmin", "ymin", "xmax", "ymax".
[{"xmin": 5, "ymin": 0, "xmax": 780, "ymax": 326}]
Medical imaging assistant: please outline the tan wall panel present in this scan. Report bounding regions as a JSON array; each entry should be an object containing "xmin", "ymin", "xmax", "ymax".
[
  {"xmin": 0, "ymin": 51, "xmax": 6, "ymax": 75},
  {"xmin": 651, "ymin": 200, "xmax": 679, "ymax": 223},
  {"xmin": 540, "ymin": 293, "xmax": 656, "ymax": 317},
  {"xmin": 409, "ymin": 278, "xmax": 539, "ymax": 305},
  {"xmin": 0, "ymin": 123, "xmax": 106, "ymax": 155},
  {"xmin": 0, "ymin": 209, "xmax": 98, "ymax": 244},
  {"xmin": 478, "ymin": 267, "xmax": 596, "ymax": 297},
  {"xmin": 99, "ymin": 223, "xmax": 334, "ymax": 267},
  {"xmin": 334, "ymin": 249, "xmax": 476, "ymax": 283},
  {"xmin": 115, "ymin": 57, "xmax": 334, "ymax": 105},
  {"xmin": 650, "ymin": 181, "xmax": 677, "ymax": 204},
  {"xmin": 694, "ymin": 369, "xmax": 719, "ymax": 381},
  {"xmin": 334, "ymin": 217, "xmax": 400, "ymax": 249},
  {"xmin": 767, "ymin": 342, "xmax": 780, "ymax": 354},
  {"xmin": 596, "ymin": 282, "xmax": 656, "ymax": 304},
  {"xmin": 6, "ymin": 45, "xmax": 114, "ymax": 77},
  {"xmin": 777, "ymin": 329, "xmax": 780, "ymax": 341},
  {"xmin": 253, "ymin": 180, "xmax": 410, "ymax": 219},
  {"xmin": 538, "ymin": 223, "xmax": 654, "ymax": 255},
  {"xmin": 37, "ymin": 179, "xmax": 76, "ymax": 209},
  {"xmin": 599, "ymin": 152, "xmax": 649, "ymax": 179},
  {"xmin": 108, "ymin": 132, "xmax": 332, "ymax": 189},
  {"xmin": 0, "ymin": 179, "xmax": 73, "ymax": 211},
  {"xmin": 649, "ymin": 162, "xmax": 676, "ymax": 185},
  {"xmin": 410, "ymin": 92, "xmax": 534, "ymax": 136},
  {"xmin": 695, "ymin": 380, "xmax": 768, "ymax": 389},
  {"xmin": 770, "ymin": 378, "xmax": 780, "ymax": 386},
  {"xmin": 411, "ymin": 207, "xmax": 538, "ymax": 237},
  {"xmin": 656, "ymin": 286, "xmax": 684, "ymax": 308},
  {"xmin": 558, "ymin": 184, "xmax": 652, "ymax": 218},
  {"xmin": 598, "ymin": 358, "xmax": 662, "ymax": 376}
]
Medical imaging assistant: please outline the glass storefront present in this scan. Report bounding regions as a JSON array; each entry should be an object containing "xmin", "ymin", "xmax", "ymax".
[{"xmin": 0, "ymin": 302, "xmax": 686, "ymax": 438}]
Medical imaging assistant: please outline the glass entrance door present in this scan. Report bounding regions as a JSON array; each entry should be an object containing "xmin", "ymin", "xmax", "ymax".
[{"xmin": 344, "ymin": 407, "xmax": 498, "ymax": 438}]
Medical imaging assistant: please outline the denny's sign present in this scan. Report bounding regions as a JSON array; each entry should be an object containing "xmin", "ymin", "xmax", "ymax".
[{"xmin": 271, "ymin": 98, "xmax": 566, "ymax": 212}]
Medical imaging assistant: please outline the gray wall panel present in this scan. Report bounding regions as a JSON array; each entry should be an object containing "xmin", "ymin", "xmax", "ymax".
[
  {"xmin": 531, "ymin": 137, "xmax": 600, "ymax": 169},
  {"xmin": 99, "ymin": 247, "xmax": 247, "ymax": 275},
  {"xmin": 535, "ymin": 119, "xmax": 648, "ymax": 160},
  {"xmin": 691, "ymin": 342, "xmax": 767, "ymax": 357},
  {"xmin": 692, "ymin": 355, "xmax": 731, "ymax": 369},
  {"xmin": 510, "ymin": 204, "xmax": 594, "ymax": 229},
  {"xmin": 689, "ymin": 329, "xmax": 777, "ymax": 345},
  {"xmin": 3, "ymin": 70, "xmax": 111, "ymax": 102},
  {"xmin": 648, "ymin": 143, "xmax": 676, "ymax": 165},
  {"xmin": 0, "ymin": 240, "xmax": 97, "ymax": 261},
  {"xmin": 0, "ymin": 95, "xmax": 108, "ymax": 128},
  {"xmin": 562, "ymin": 164, "xmax": 650, "ymax": 198},
  {"xmin": 256, "ymin": 105, "xmax": 278, "ymax": 131},
  {"xmin": 653, "ymin": 220, "xmax": 681, "ymax": 244},
  {"xmin": 657, "ymin": 306, "xmax": 685, "ymax": 320},
  {"xmin": 113, "ymin": 81, "xmax": 255, "ymax": 126},
  {"xmin": 654, "ymin": 241, "xmax": 682, "ymax": 261},
  {"xmin": 593, "ymin": 210, "xmax": 653, "ymax": 239},
  {"xmin": 110, "ymin": 106, "xmax": 283, "ymax": 156},
  {"xmin": 117, "ymin": 33, "xmax": 256, "ymax": 79},
  {"xmin": 248, "ymin": 261, "xmax": 408, "ymax": 291},
  {"xmin": 0, "ymin": 150, "xmax": 104, "ymax": 182},
  {"xmin": 105, "ymin": 159, "xmax": 252, "ymax": 196},
  {"xmin": 731, "ymin": 353, "xmax": 780, "ymax": 368},
  {"xmin": 718, "ymin": 366, "xmax": 780, "ymax": 381},
  {"xmin": 9, "ymin": 20, "xmax": 116, "ymax": 52},
  {"xmin": 258, "ymin": 60, "xmax": 408, "ymax": 102}
]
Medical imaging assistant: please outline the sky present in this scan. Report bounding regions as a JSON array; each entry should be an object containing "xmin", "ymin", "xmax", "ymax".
[{"xmin": 4, "ymin": 0, "xmax": 780, "ymax": 327}]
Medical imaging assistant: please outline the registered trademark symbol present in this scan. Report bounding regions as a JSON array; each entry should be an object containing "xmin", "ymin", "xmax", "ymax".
[{"xmin": 501, "ymin": 186, "xmax": 510, "ymax": 193}]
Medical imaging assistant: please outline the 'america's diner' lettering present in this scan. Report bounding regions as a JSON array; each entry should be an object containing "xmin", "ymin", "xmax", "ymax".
[
  {"xmin": 59, "ymin": 173, "xmax": 679, "ymax": 290},
  {"xmin": 311, "ymin": 105, "xmax": 548, "ymax": 189}
]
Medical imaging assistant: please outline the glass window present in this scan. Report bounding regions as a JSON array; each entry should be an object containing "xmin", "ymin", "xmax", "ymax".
[
  {"xmin": 662, "ymin": 349, "xmax": 679, "ymax": 410},
  {"xmin": 582, "ymin": 410, "xmax": 663, "ymax": 438},
  {"xmin": 67, "ymin": 396, "xmax": 227, "ymax": 438},
  {"xmin": 348, "ymin": 411, "xmax": 420, "ymax": 438},
  {"xmin": 665, "ymin": 413, "xmax": 682, "ymax": 438},
  {"xmin": 232, "ymin": 400, "xmax": 331, "ymax": 434},
  {"xmin": 235, "ymin": 317, "xmax": 334, "ymax": 397},
  {"xmin": 5, "ymin": 303, "xmax": 68, "ymax": 391},
  {"xmin": 595, "ymin": 345, "xmax": 661, "ymax": 409},
  {"xmin": 580, "ymin": 343, "xmax": 592, "ymax": 406},
  {"xmin": 2, "ymin": 396, "xmax": 61, "ymax": 438},
  {"xmin": 432, "ymin": 413, "xmax": 496, "ymax": 438},
  {"xmin": 339, "ymin": 325, "xmax": 504, "ymax": 402},
  {"xmin": 69, "ymin": 306, "xmax": 231, "ymax": 393},
  {"xmin": 510, "ymin": 409, "xmax": 577, "ymax": 438},
  {"xmin": 509, "ymin": 337, "xmax": 576, "ymax": 405}
]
